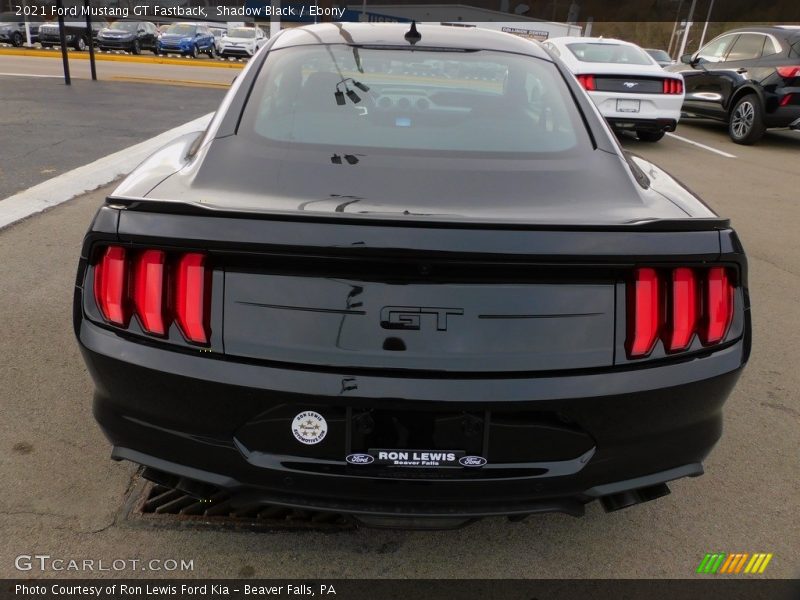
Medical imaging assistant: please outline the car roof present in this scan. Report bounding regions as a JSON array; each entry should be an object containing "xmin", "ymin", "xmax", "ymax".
[
  {"xmin": 270, "ymin": 23, "xmax": 550, "ymax": 58},
  {"xmin": 719, "ymin": 26, "xmax": 800, "ymax": 38}
]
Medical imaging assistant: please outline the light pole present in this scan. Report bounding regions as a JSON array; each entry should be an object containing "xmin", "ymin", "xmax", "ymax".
[
  {"xmin": 676, "ymin": 0, "xmax": 697, "ymax": 61},
  {"xmin": 698, "ymin": 0, "xmax": 715, "ymax": 50}
]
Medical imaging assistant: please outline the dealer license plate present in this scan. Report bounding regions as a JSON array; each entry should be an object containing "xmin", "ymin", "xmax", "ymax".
[
  {"xmin": 370, "ymin": 449, "xmax": 464, "ymax": 467},
  {"xmin": 617, "ymin": 99, "xmax": 641, "ymax": 113}
]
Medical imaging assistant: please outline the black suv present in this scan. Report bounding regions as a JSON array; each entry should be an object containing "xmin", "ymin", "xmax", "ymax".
[
  {"xmin": 668, "ymin": 26, "xmax": 800, "ymax": 144},
  {"xmin": 38, "ymin": 20, "xmax": 108, "ymax": 51},
  {"xmin": 97, "ymin": 21, "xmax": 158, "ymax": 54}
]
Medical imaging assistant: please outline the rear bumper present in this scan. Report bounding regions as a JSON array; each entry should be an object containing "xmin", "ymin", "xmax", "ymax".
[
  {"xmin": 607, "ymin": 117, "xmax": 678, "ymax": 132},
  {"xmin": 80, "ymin": 317, "xmax": 746, "ymax": 519}
]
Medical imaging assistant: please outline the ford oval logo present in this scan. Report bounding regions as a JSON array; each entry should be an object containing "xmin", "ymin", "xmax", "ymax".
[
  {"xmin": 459, "ymin": 455, "xmax": 487, "ymax": 467},
  {"xmin": 346, "ymin": 453, "xmax": 375, "ymax": 465}
]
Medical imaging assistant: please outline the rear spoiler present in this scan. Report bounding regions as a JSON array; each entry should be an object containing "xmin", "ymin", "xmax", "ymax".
[{"xmin": 106, "ymin": 196, "xmax": 731, "ymax": 233}]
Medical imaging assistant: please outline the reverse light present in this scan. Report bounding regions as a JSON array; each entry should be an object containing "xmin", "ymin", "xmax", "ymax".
[
  {"xmin": 94, "ymin": 246, "xmax": 129, "ymax": 326},
  {"xmin": 174, "ymin": 253, "xmax": 211, "ymax": 345},
  {"xmin": 576, "ymin": 74, "xmax": 596, "ymax": 91}
]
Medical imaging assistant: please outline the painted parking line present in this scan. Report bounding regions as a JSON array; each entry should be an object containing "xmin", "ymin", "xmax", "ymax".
[
  {"xmin": 0, "ymin": 112, "xmax": 214, "ymax": 231},
  {"xmin": 666, "ymin": 132, "xmax": 737, "ymax": 159}
]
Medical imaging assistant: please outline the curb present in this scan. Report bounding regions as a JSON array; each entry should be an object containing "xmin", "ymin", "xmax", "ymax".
[{"xmin": 0, "ymin": 47, "xmax": 245, "ymax": 69}]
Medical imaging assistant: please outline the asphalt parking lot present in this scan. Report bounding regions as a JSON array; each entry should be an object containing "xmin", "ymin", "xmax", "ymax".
[
  {"xmin": 0, "ymin": 66, "xmax": 799, "ymax": 579},
  {"xmin": 0, "ymin": 71, "xmax": 226, "ymax": 199}
]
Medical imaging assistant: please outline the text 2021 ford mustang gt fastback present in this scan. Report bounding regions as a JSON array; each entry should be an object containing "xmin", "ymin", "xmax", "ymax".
[{"xmin": 74, "ymin": 23, "xmax": 750, "ymax": 528}]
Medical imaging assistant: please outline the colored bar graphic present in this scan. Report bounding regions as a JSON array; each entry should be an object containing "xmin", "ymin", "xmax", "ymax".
[{"xmin": 699, "ymin": 553, "xmax": 773, "ymax": 575}]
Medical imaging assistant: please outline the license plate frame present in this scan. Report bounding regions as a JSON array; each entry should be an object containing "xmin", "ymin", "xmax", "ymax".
[{"xmin": 617, "ymin": 98, "xmax": 641, "ymax": 113}]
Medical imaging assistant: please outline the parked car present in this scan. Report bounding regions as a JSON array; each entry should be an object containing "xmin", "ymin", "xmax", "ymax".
[
  {"xmin": 645, "ymin": 48, "xmax": 674, "ymax": 67},
  {"xmin": 156, "ymin": 22, "xmax": 216, "ymax": 58},
  {"xmin": 75, "ymin": 23, "xmax": 750, "ymax": 529},
  {"xmin": 218, "ymin": 26, "xmax": 267, "ymax": 59},
  {"xmin": 543, "ymin": 36, "xmax": 684, "ymax": 142},
  {"xmin": 0, "ymin": 13, "xmax": 38, "ymax": 46},
  {"xmin": 38, "ymin": 20, "xmax": 107, "ymax": 51},
  {"xmin": 667, "ymin": 26, "xmax": 800, "ymax": 144},
  {"xmin": 97, "ymin": 21, "xmax": 158, "ymax": 55}
]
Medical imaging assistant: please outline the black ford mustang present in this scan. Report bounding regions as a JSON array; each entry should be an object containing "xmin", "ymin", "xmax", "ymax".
[{"xmin": 74, "ymin": 23, "xmax": 750, "ymax": 529}]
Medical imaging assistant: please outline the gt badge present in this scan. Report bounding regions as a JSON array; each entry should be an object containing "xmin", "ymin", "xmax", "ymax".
[{"xmin": 292, "ymin": 411, "xmax": 328, "ymax": 445}]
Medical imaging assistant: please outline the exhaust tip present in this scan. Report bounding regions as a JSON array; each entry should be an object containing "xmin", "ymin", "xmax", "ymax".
[{"xmin": 601, "ymin": 482, "xmax": 671, "ymax": 512}]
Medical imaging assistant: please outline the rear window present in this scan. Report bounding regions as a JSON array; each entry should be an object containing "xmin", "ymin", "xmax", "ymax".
[
  {"xmin": 646, "ymin": 49, "xmax": 671, "ymax": 62},
  {"xmin": 240, "ymin": 45, "xmax": 590, "ymax": 156},
  {"xmin": 566, "ymin": 42, "xmax": 653, "ymax": 65}
]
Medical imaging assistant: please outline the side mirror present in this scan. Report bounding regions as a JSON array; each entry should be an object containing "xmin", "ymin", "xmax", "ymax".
[{"xmin": 680, "ymin": 53, "xmax": 694, "ymax": 65}]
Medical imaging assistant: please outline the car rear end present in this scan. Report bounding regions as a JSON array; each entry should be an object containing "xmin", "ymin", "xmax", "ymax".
[
  {"xmin": 74, "ymin": 206, "xmax": 749, "ymax": 527},
  {"xmin": 558, "ymin": 39, "xmax": 684, "ymax": 135},
  {"xmin": 764, "ymin": 34, "xmax": 800, "ymax": 129},
  {"xmin": 73, "ymin": 25, "xmax": 750, "ymax": 528},
  {"xmin": 576, "ymin": 72, "xmax": 684, "ymax": 133}
]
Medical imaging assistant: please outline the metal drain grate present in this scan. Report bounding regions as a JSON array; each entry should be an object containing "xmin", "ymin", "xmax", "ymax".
[{"xmin": 122, "ymin": 472, "xmax": 355, "ymax": 532}]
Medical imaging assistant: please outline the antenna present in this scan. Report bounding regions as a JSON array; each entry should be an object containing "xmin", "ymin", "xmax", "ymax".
[{"xmin": 404, "ymin": 21, "xmax": 422, "ymax": 45}]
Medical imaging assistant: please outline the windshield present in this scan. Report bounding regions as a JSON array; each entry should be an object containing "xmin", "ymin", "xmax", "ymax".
[
  {"xmin": 109, "ymin": 22, "xmax": 138, "ymax": 32},
  {"xmin": 241, "ymin": 45, "xmax": 588, "ymax": 155},
  {"xmin": 165, "ymin": 24, "xmax": 196, "ymax": 36},
  {"xmin": 566, "ymin": 43, "xmax": 653, "ymax": 65},
  {"xmin": 228, "ymin": 27, "xmax": 255, "ymax": 38}
]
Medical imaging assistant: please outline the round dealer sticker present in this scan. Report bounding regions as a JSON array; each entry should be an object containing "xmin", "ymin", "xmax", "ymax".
[{"xmin": 291, "ymin": 411, "xmax": 328, "ymax": 445}]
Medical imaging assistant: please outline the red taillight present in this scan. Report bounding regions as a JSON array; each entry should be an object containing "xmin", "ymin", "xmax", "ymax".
[
  {"xmin": 700, "ymin": 267, "xmax": 734, "ymax": 345},
  {"xmin": 626, "ymin": 267, "xmax": 661, "ymax": 358},
  {"xmin": 92, "ymin": 246, "xmax": 211, "ymax": 345},
  {"xmin": 576, "ymin": 74, "xmax": 596, "ymax": 91},
  {"xmin": 663, "ymin": 78, "xmax": 683, "ymax": 94},
  {"xmin": 627, "ymin": 266, "xmax": 735, "ymax": 358},
  {"xmin": 776, "ymin": 66, "xmax": 800, "ymax": 79},
  {"xmin": 132, "ymin": 249, "xmax": 168, "ymax": 336},
  {"xmin": 665, "ymin": 267, "xmax": 698, "ymax": 352},
  {"xmin": 174, "ymin": 253, "xmax": 211, "ymax": 345},
  {"xmin": 94, "ymin": 245, "xmax": 129, "ymax": 326}
]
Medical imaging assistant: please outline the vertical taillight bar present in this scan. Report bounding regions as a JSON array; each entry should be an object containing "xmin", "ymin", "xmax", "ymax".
[
  {"xmin": 174, "ymin": 252, "xmax": 211, "ymax": 345},
  {"xmin": 132, "ymin": 249, "xmax": 168, "ymax": 336},
  {"xmin": 665, "ymin": 267, "xmax": 698, "ymax": 352},
  {"xmin": 576, "ymin": 74, "xmax": 596, "ymax": 91},
  {"xmin": 94, "ymin": 245, "xmax": 129, "ymax": 326},
  {"xmin": 626, "ymin": 267, "xmax": 661, "ymax": 358},
  {"xmin": 700, "ymin": 267, "xmax": 734, "ymax": 345}
]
